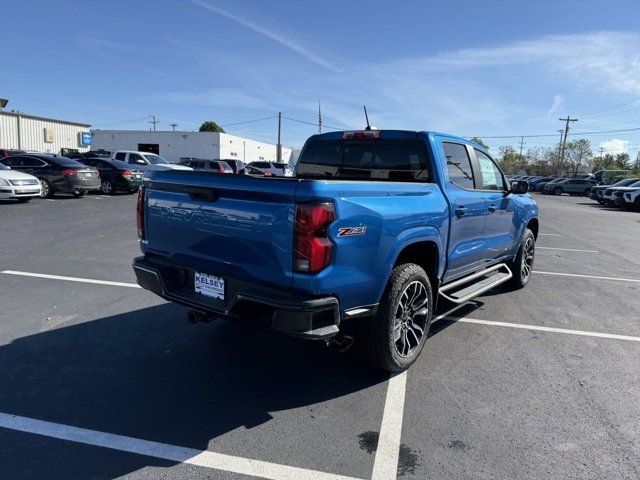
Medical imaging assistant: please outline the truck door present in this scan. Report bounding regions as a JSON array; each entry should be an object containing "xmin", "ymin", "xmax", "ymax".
[
  {"xmin": 472, "ymin": 148, "xmax": 516, "ymax": 261},
  {"xmin": 440, "ymin": 141, "xmax": 488, "ymax": 280}
]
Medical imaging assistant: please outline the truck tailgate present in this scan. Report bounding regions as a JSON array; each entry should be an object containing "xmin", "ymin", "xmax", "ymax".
[{"xmin": 143, "ymin": 171, "xmax": 297, "ymax": 287}]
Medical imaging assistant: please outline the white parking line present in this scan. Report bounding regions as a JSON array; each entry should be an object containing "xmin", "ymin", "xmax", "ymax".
[
  {"xmin": 537, "ymin": 247, "xmax": 598, "ymax": 253},
  {"xmin": 371, "ymin": 372, "xmax": 407, "ymax": 480},
  {"xmin": 0, "ymin": 412, "xmax": 362, "ymax": 480},
  {"xmin": 1, "ymin": 270, "xmax": 140, "ymax": 289},
  {"xmin": 442, "ymin": 316, "xmax": 640, "ymax": 343},
  {"xmin": 534, "ymin": 271, "xmax": 640, "ymax": 283},
  {"xmin": 539, "ymin": 233, "xmax": 561, "ymax": 236}
]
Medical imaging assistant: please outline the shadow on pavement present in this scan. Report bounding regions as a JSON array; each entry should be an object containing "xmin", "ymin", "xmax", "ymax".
[{"xmin": 0, "ymin": 303, "xmax": 387, "ymax": 479}]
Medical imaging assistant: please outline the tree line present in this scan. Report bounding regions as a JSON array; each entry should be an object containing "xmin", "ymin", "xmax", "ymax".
[{"xmin": 473, "ymin": 137, "xmax": 640, "ymax": 176}]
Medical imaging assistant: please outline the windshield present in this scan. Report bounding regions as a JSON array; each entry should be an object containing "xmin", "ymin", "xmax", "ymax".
[
  {"xmin": 613, "ymin": 178, "xmax": 639, "ymax": 187},
  {"xmin": 144, "ymin": 154, "xmax": 169, "ymax": 165},
  {"xmin": 296, "ymin": 139, "xmax": 429, "ymax": 181}
]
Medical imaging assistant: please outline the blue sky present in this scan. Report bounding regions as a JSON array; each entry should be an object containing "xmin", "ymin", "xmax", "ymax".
[{"xmin": 3, "ymin": 0, "xmax": 640, "ymax": 155}]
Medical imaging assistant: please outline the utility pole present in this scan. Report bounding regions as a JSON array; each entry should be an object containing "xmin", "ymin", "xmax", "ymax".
[
  {"xmin": 276, "ymin": 112, "xmax": 282, "ymax": 163},
  {"xmin": 318, "ymin": 100, "xmax": 322, "ymax": 134},
  {"xmin": 149, "ymin": 115, "xmax": 159, "ymax": 132},
  {"xmin": 558, "ymin": 116, "xmax": 577, "ymax": 165},
  {"xmin": 518, "ymin": 136, "xmax": 525, "ymax": 157},
  {"xmin": 170, "ymin": 123, "xmax": 178, "ymax": 132},
  {"xmin": 599, "ymin": 147, "xmax": 604, "ymax": 158}
]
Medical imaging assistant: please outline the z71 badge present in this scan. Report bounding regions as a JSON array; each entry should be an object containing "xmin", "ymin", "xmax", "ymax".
[{"xmin": 337, "ymin": 226, "xmax": 367, "ymax": 237}]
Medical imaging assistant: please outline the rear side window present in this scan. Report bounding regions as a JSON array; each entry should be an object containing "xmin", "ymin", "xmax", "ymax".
[
  {"xmin": 297, "ymin": 139, "xmax": 429, "ymax": 181},
  {"xmin": 474, "ymin": 149, "xmax": 505, "ymax": 191},
  {"xmin": 443, "ymin": 142, "xmax": 474, "ymax": 189},
  {"xmin": 52, "ymin": 157, "xmax": 86, "ymax": 168},
  {"xmin": 115, "ymin": 152, "xmax": 126, "ymax": 161}
]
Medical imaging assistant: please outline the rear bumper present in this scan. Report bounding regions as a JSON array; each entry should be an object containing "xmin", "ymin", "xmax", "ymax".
[{"xmin": 132, "ymin": 256, "xmax": 340, "ymax": 339}]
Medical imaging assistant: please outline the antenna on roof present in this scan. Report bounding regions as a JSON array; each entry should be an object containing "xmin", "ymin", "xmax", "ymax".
[{"xmin": 363, "ymin": 105, "xmax": 371, "ymax": 131}]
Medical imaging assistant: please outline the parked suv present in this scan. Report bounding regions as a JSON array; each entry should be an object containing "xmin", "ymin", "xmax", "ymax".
[
  {"xmin": 543, "ymin": 178, "xmax": 595, "ymax": 196},
  {"xmin": 179, "ymin": 159, "xmax": 233, "ymax": 173},
  {"xmin": 0, "ymin": 154, "xmax": 100, "ymax": 198},
  {"xmin": 246, "ymin": 161, "xmax": 293, "ymax": 177},
  {"xmin": 590, "ymin": 178, "xmax": 640, "ymax": 204},
  {"xmin": 111, "ymin": 151, "xmax": 192, "ymax": 172}
]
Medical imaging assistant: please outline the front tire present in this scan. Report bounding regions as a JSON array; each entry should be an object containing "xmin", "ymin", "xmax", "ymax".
[
  {"xmin": 357, "ymin": 263, "xmax": 433, "ymax": 372},
  {"xmin": 73, "ymin": 190, "xmax": 86, "ymax": 197},
  {"xmin": 508, "ymin": 228, "xmax": 535, "ymax": 289},
  {"xmin": 554, "ymin": 187, "xmax": 562, "ymax": 196},
  {"xmin": 17, "ymin": 197, "xmax": 32, "ymax": 203}
]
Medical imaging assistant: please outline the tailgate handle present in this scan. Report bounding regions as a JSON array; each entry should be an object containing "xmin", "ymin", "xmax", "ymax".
[{"xmin": 186, "ymin": 187, "xmax": 219, "ymax": 202}]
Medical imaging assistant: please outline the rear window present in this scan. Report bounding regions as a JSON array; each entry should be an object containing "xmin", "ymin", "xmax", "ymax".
[
  {"xmin": 51, "ymin": 157, "xmax": 86, "ymax": 168},
  {"xmin": 297, "ymin": 139, "xmax": 429, "ymax": 181}
]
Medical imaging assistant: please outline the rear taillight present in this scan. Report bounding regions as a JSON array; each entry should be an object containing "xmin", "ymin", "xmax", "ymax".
[
  {"xmin": 217, "ymin": 168, "xmax": 226, "ymax": 173},
  {"xmin": 294, "ymin": 203, "xmax": 335, "ymax": 274},
  {"xmin": 122, "ymin": 170, "xmax": 132, "ymax": 177},
  {"xmin": 136, "ymin": 187, "xmax": 145, "ymax": 239},
  {"xmin": 61, "ymin": 169, "xmax": 77, "ymax": 176}
]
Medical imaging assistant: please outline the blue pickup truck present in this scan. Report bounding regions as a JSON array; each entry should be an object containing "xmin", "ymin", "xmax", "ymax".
[{"xmin": 133, "ymin": 130, "xmax": 538, "ymax": 371}]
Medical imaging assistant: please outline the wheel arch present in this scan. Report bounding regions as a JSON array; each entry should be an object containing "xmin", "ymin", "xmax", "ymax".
[{"xmin": 526, "ymin": 217, "xmax": 539, "ymax": 239}]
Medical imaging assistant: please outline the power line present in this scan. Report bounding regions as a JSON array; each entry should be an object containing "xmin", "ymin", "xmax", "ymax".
[
  {"xmin": 220, "ymin": 116, "xmax": 278, "ymax": 127},
  {"xmin": 282, "ymin": 115, "xmax": 344, "ymax": 130},
  {"xmin": 576, "ymin": 96, "xmax": 640, "ymax": 117}
]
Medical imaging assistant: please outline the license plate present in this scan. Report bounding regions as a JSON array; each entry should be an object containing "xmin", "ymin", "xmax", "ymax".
[
  {"xmin": 194, "ymin": 272, "xmax": 224, "ymax": 300},
  {"xmin": 134, "ymin": 174, "xmax": 142, "ymax": 179}
]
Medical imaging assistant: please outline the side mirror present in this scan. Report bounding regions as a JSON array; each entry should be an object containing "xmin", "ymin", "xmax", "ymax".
[{"xmin": 510, "ymin": 180, "xmax": 529, "ymax": 194}]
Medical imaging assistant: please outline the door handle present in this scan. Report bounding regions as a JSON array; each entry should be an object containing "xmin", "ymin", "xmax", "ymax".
[
  {"xmin": 455, "ymin": 206, "xmax": 466, "ymax": 216},
  {"xmin": 488, "ymin": 205, "xmax": 497, "ymax": 213}
]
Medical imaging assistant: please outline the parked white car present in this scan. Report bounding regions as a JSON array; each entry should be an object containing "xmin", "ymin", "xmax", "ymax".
[
  {"xmin": 0, "ymin": 163, "xmax": 42, "ymax": 202},
  {"xmin": 613, "ymin": 181, "xmax": 640, "ymax": 210},
  {"xmin": 110, "ymin": 151, "xmax": 192, "ymax": 172},
  {"xmin": 246, "ymin": 161, "xmax": 294, "ymax": 177}
]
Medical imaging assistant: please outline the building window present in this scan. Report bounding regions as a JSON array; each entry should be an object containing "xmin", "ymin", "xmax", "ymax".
[
  {"xmin": 230, "ymin": 152, "xmax": 238, "ymax": 157},
  {"xmin": 259, "ymin": 156, "xmax": 264, "ymax": 160}
]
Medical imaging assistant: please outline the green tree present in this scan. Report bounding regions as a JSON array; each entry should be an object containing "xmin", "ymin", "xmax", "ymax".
[
  {"xmin": 498, "ymin": 146, "xmax": 520, "ymax": 173},
  {"xmin": 470, "ymin": 137, "xmax": 489, "ymax": 149},
  {"xmin": 199, "ymin": 121, "xmax": 225, "ymax": 133},
  {"xmin": 632, "ymin": 154, "xmax": 640, "ymax": 175},
  {"xmin": 614, "ymin": 152, "xmax": 630, "ymax": 170},
  {"xmin": 564, "ymin": 138, "xmax": 592, "ymax": 176}
]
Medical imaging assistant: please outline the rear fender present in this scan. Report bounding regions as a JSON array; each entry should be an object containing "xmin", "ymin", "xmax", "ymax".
[{"xmin": 376, "ymin": 227, "xmax": 445, "ymax": 304}]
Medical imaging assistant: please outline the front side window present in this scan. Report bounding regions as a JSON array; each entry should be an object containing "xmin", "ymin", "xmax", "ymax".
[
  {"xmin": 474, "ymin": 149, "xmax": 505, "ymax": 191},
  {"xmin": 443, "ymin": 142, "xmax": 474, "ymax": 189},
  {"xmin": 115, "ymin": 152, "xmax": 126, "ymax": 161}
]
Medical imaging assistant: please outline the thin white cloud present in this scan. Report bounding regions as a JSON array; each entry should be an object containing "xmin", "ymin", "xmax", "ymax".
[
  {"xmin": 189, "ymin": 0, "xmax": 339, "ymax": 72},
  {"xmin": 599, "ymin": 138, "xmax": 629, "ymax": 154},
  {"xmin": 547, "ymin": 95, "xmax": 564, "ymax": 116}
]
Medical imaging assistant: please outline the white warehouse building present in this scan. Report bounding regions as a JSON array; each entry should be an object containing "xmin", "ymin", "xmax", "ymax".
[
  {"xmin": 0, "ymin": 110, "xmax": 92, "ymax": 154},
  {"xmin": 90, "ymin": 130, "xmax": 293, "ymax": 164}
]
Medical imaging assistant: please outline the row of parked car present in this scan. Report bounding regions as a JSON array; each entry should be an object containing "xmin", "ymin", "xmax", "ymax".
[
  {"xmin": 589, "ymin": 178, "xmax": 640, "ymax": 211},
  {"xmin": 0, "ymin": 149, "xmax": 295, "ymax": 202},
  {"xmin": 506, "ymin": 173, "xmax": 640, "ymax": 210},
  {"xmin": 507, "ymin": 175, "xmax": 597, "ymax": 195}
]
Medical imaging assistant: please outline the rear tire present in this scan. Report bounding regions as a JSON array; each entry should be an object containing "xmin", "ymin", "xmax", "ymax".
[
  {"xmin": 39, "ymin": 179, "xmax": 52, "ymax": 198},
  {"xmin": 508, "ymin": 228, "xmax": 535, "ymax": 289},
  {"xmin": 357, "ymin": 263, "xmax": 433, "ymax": 372},
  {"xmin": 101, "ymin": 180, "xmax": 114, "ymax": 194}
]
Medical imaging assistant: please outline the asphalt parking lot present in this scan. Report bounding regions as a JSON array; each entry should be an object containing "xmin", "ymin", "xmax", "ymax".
[{"xmin": 0, "ymin": 192, "xmax": 639, "ymax": 480}]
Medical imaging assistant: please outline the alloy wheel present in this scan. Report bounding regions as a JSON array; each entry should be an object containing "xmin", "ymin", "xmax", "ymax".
[
  {"xmin": 521, "ymin": 237, "xmax": 535, "ymax": 282},
  {"xmin": 39, "ymin": 180, "xmax": 49, "ymax": 198},
  {"xmin": 393, "ymin": 280, "xmax": 429, "ymax": 358}
]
